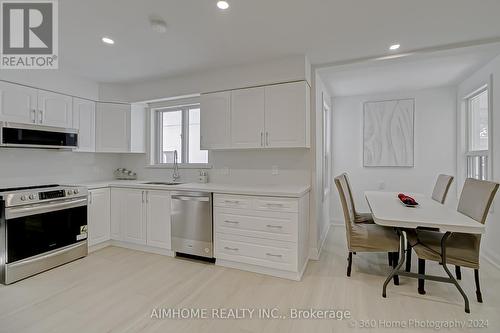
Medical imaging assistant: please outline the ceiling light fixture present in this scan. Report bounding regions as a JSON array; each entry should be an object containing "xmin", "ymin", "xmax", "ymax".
[
  {"xmin": 217, "ymin": 1, "xmax": 229, "ymax": 10},
  {"xmin": 102, "ymin": 37, "xmax": 115, "ymax": 45},
  {"xmin": 389, "ymin": 44, "xmax": 400, "ymax": 50}
]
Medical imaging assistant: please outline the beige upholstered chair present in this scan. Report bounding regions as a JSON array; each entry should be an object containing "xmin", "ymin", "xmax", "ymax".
[
  {"xmin": 410, "ymin": 178, "xmax": 499, "ymax": 301},
  {"xmin": 343, "ymin": 174, "xmax": 375, "ymax": 224},
  {"xmin": 406, "ymin": 174, "xmax": 455, "ymax": 271},
  {"xmin": 334, "ymin": 174, "xmax": 400, "ymax": 283},
  {"xmin": 432, "ymin": 174, "xmax": 454, "ymax": 204}
]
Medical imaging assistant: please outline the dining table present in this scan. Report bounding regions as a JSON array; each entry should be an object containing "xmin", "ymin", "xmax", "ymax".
[{"xmin": 365, "ymin": 191, "xmax": 485, "ymax": 313}]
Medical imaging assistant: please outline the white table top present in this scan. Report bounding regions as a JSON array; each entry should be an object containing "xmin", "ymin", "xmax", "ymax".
[{"xmin": 365, "ymin": 191, "xmax": 485, "ymax": 234}]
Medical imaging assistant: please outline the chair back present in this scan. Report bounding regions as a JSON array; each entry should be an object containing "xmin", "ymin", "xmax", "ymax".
[
  {"xmin": 431, "ymin": 174, "xmax": 454, "ymax": 204},
  {"xmin": 344, "ymin": 173, "xmax": 360, "ymax": 217},
  {"xmin": 334, "ymin": 173, "xmax": 355, "ymax": 248},
  {"xmin": 457, "ymin": 178, "xmax": 499, "ymax": 224}
]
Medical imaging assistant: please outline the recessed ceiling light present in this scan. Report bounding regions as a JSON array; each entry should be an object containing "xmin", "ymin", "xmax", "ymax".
[
  {"xmin": 389, "ymin": 44, "xmax": 400, "ymax": 50},
  {"xmin": 102, "ymin": 37, "xmax": 114, "ymax": 45},
  {"xmin": 217, "ymin": 1, "xmax": 229, "ymax": 10}
]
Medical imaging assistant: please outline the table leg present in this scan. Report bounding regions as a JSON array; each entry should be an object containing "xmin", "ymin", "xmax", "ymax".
[
  {"xmin": 383, "ymin": 228, "xmax": 405, "ymax": 298},
  {"xmin": 440, "ymin": 232, "xmax": 470, "ymax": 313}
]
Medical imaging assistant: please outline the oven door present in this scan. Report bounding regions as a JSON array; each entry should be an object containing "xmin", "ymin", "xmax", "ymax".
[{"xmin": 5, "ymin": 198, "xmax": 88, "ymax": 263}]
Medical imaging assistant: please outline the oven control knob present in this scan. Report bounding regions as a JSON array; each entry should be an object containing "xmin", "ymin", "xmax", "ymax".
[
  {"xmin": 66, "ymin": 190, "xmax": 72, "ymax": 196},
  {"xmin": 20, "ymin": 195, "xmax": 27, "ymax": 201},
  {"xmin": 73, "ymin": 189, "xmax": 79, "ymax": 194},
  {"xmin": 29, "ymin": 194, "xmax": 36, "ymax": 200}
]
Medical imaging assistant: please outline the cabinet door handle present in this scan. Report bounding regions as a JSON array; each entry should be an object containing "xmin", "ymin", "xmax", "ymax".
[
  {"xmin": 266, "ymin": 224, "xmax": 283, "ymax": 229},
  {"xmin": 266, "ymin": 253, "xmax": 283, "ymax": 258},
  {"xmin": 224, "ymin": 220, "xmax": 240, "ymax": 224},
  {"xmin": 39, "ymin": 110, "xmax": 44, "ymax": 123},
  {"xmin": 224, "ymin": 200, "xmax": 240, "ymax": 204},
  {"xmin": 31, "ymin": 109, "xmax": 36, "ymax": 123},
  {"xmin": 266, "ymin": 203, "xmax": 284, "ymax": 207},
  {"xmin": 260, "ymin": 132, "xmax": 263, "ymax": 146},
  {"xmin": 224, "ymin": 246, "xmax": 239, "ymax": 251},
  {"xmin": 266, "ymin": 132, "xmax": 269, "ymax": 146}
]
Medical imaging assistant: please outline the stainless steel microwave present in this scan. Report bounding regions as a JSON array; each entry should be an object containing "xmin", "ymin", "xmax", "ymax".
[{"xmin": 0, "ymin": 122, "xmax": 78, "ymax": 149}]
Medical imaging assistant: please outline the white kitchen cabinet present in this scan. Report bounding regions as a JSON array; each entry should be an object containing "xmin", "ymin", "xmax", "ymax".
[
  {"xmin": 231, "ymin": 87, "xmax": 265, "ymax": 148},
  {"xmin": 95, "ymin": 102, "xmax": 145, "ymax": 153},
  {"xmin": 37, "ymin": 90, "xmax": 73, "ymax": 128},
  {"xmin": 214, "ymin": 193, "xmax": 310, "ymax": 280},
  {"xmin": 110, "ymin": 188, "xmax": 172, "ymax": 250},
  {"xmin": 88, "ymin": 188, "xmax": 110, "ymax": 246},
  {"xmin": 146, "ymin": 190, "xmax": 172, "ymax": 249},
  {"xmin": 264, "ymin": 81, "xmax": 310, "ymax": 148},
  {"xmin": 72, "ymin": 98, "xmax": 96, "ymax": 152},
  {"xmin": 0, "ymin": 81, "xmax": 38, "ymax": 124},
  {"xmin": 200, "ymin": 91, "xmax": 231, "ymax": 149}
]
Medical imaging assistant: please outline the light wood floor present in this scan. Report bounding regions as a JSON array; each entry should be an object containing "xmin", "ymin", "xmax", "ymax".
[{"xmin": 1, "ymin": 226, "xmax": 499, "ymax": 333}]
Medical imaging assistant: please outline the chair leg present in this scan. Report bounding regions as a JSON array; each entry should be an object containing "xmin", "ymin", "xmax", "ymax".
[
  {"xmin": 455, "ymin": 266, "xmax": 462, "ymax": 280},
  {"xmin": 388, "ymin": 252, "xmax": 393, "ymax": 266},
  {"xmin": 418, "ymin": 259, "xmax": 426, "ymax": 295},
  {"xmin": 347, "ymin": 252, "xmax": 353, "ymax": 277},
  {"xmin": 474, "ymin": 269, "xmax": 483, "ymax": 303},
  {"xmin": 392, "ymin": 252, "xmax": 399, "ymax": 285},
  {"xmin": 405, "ymin": 241, "xmax": 412, "ymax": 272}
]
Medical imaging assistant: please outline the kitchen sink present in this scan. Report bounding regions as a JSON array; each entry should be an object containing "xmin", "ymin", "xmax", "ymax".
[{"xmin": 143, "ymin": 182, "xmax": 183, "ymax": 186}]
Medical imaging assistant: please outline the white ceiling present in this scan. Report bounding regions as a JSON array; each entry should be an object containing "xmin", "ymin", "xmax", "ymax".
[
  {"xmin": 60, "ymin": 0, "xmax": 500, "ymax": 83},
  {"xmin": 317, "ymin": 44, "xmax": 500, "ymax": 96}
]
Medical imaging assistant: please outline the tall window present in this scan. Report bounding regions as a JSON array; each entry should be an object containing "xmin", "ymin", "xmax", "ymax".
[
  {"xmin": 322, "ymin": 99, "xmax": 331, "ymax": 200},
  {"xmin": 466, "ymin": 88, "xmax": 489, "ymax": 180},
  {"xmin": 154, "ymin": 105, "xmax": 208, "ymax": 164}
]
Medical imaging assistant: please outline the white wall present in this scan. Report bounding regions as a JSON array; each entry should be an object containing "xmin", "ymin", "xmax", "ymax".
[
  {"xmin": 0, "ymin": 150, "xmax": 120, "ymax": 187},
  {"xmin": 331, "ymin": 86, "xmax": 457, "ymax": 222},
  {"xmin": 457, "ymin": 53, "xmax": 500, "ymax": 268},
  {"xmin": 99, "ymin": 55, "xmax": 311, "ymax": 102}
]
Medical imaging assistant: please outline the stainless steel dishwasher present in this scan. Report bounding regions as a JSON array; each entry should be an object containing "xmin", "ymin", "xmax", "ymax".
[{"xmin": 171, "ymin": 191, "xmax": 213, "ymax": 258}]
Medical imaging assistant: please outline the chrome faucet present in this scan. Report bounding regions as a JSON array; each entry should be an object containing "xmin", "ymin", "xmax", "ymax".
[{"xmin": 172, "ymin": 150, "xmax": 180, "ymax": 182}]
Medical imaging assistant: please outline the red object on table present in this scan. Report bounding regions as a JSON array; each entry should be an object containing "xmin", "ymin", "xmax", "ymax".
[{"xmin": 398, "ymin": 193, "xmax": 418, "ymax": 206}]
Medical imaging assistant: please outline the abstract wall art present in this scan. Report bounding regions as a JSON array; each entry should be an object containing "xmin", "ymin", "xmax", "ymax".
[{"xmin": 363, "ymin": 99, "xmax": 414, "ymax": 167}]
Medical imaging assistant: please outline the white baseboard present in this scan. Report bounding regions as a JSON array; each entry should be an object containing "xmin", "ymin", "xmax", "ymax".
[
  {"xmin": 481, "ymin": 249, "xmax": 500, "ymax": 271},
  {"xmin": 110, "ymin": 240, "xmax": 175, "ymax": 257},
  {"xmin": 309, "ymin": 222, "xmax": 331, "ymax": 260},
  {"xmin": 216, "ymin": 259, "xmax": 303, "ymax": 281},
  {"xmin": 330, "ymin": 219, "xmax": 344, "ymax": 227},
  {"xmin": 88, "ymin": 240, "xmax": 111, "ymax": 253}
]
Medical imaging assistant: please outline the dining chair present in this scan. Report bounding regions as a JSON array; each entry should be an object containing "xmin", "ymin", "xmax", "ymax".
[
  {"xmin": 409, "ymin": 178, "xmax": 499, "ymax": 301},
  {"xmin": 406, "ymin": 174, "xmax": 454, "ymax": 272},
  {"xmin": 343, "ymin": 173, "xmax": 375, "ymax": 224},
  {"xmin": 334, "ymin": 174, "xmax": 400, "ymax": 284}
]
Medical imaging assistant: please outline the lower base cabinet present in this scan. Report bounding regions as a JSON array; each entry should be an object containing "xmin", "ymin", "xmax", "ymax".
[
  {"xmin": 88, "ymin": 188, "xmax": 111, "ymax": 246},
  {"xmin": 110, "ymin": 188, "xmax": 171, "ymax": 250},
  {"xmin": 214, "ymin": 193, "xmax": 310, "ymax": 280}
]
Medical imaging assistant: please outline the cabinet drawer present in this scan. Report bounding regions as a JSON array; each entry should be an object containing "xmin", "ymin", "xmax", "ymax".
[
  {"xmin": 214, "ymin": 194, "xmax": 252, "ymax": 209},
  {"xmin": 253, "ymin": 197, "xmax": 298, "ymax": 212},
  {"xmin": 215, "ymin": 233, "xmax": 297, "ymax": 271},
  {"xmin": 215, "ymin": 210, "xmax": 297, "ymax": 242}
]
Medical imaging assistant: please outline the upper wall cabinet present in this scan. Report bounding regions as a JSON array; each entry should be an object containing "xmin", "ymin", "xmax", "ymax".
[
  {"xmin": 95, "ymin": 102, "xmax": 145, "ymax": 153},
  {"xmin": 37, "ymin": 90, "xmax": 73, "ymax": 128},
  {"xmin": 200, "ymin": 81, "xmax": 310, "ymax": 150},
  {"xmin": 73, "ymin": 98, "xmax": 96, "ymax": 152},
  {"xmin": 264, "ymin": 81, "xmax": 310, "ymax": 148},
  {"xmin": 0, "ymin": 82, "xmax": 38, "ymax": 124},
  {"xmin": 200, "ymin": 91, "xmax": 231, "ymax": 149},
  {"xmin": 0, "ymin": 81, "xmax": 73, "ymax": 128}
]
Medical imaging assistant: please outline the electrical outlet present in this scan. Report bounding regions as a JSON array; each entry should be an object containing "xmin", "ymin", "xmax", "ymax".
[{"xmin": 272, "ymin": 165, "xmax": 279, "ymax": 175}]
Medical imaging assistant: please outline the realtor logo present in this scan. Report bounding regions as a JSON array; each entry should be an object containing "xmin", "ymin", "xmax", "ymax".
[{"xmin": 1, "ymin": 0, "xmax": 58, "ymax": 69}]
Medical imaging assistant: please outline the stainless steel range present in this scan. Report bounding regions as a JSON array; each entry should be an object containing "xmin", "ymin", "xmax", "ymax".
[{"xmin": 0, "ymin": 184, "xmax": 88, "ymax": 284}]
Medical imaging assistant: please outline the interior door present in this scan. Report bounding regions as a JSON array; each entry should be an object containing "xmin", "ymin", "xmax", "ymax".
[
  {"xmin": 37, "ymin": 90, "xmax": 73, "ymax": 128},
  {"xmin": 146, "ymin": 190, "xmax": 172, "ymax": 249},
  {"xmin": 73, "ymin": 98, "xmax": 96, "ymax": 152},
  {"xmin": 231, "ymin": 87, "xmax": 265, "ymax": 148},
  {"xmin": 200, "ymin": 91, "xmax": 231, "ymax": 149},
  {"xmin": 0, "ymin": 81, "xmax": 37, "ymax": 124},
  {"xmin": 264, "ymin": 81, "xmax": 309, "ymax": 148}
]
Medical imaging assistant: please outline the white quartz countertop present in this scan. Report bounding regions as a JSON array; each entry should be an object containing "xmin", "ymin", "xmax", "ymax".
[{"xmin": 75, "ymin": 180, "xmax": 311, "ymax": 198}]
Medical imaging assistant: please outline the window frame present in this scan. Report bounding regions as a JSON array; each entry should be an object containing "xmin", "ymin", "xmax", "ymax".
[
  {"xmin": 148, "ymin": 103, "xmax": 210, "ymax": 169},
  {"xmin": 464, "ymin": 85, "xmax": 491, "ymax": 180}
]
